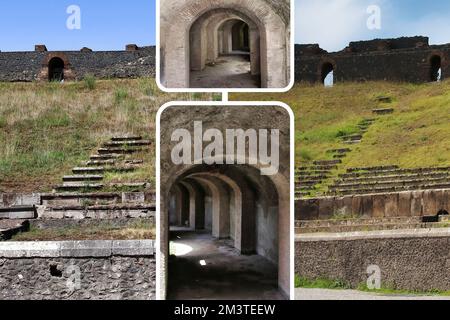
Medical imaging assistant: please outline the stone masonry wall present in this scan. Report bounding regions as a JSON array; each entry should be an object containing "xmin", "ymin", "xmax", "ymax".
[
  {"xmin": 295, "ymin": 229, "xmax": 450, "ymax": 292},
  {"xmin": 296, "ymin": 189, "xmax": 450, "ymax": 220},
  {"xmin": 295, "ymin": 37, "xmax": 450, "ymax": 83},
  {"xmin": 0, "ymin": 47, "xmax": 155, "ymax": 82},
  {"xmin": 0, "ymin": 240, "xmax": 155, "ymax": 300}
]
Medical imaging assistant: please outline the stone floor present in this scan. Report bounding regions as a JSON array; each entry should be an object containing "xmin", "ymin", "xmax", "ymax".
[
  {"xmin": 190, "ymin": 53, "xmax": 260, "ymax": 89},
  {"xmin": 167, "ymin": 229, "xmax": 283, "ymax": 300},
  {"xmin": 295, "ymin": 288, "xmax": 450, "ymax": 300}
]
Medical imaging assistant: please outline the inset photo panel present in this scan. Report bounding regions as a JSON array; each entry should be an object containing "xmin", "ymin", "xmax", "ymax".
[
  {"xmin": 157, "ymin": 0, "xmax": 294, "ymax": 92},
  {"xmin": 156, "ymin": 102, "xmax": 294, "ymax": 300}
]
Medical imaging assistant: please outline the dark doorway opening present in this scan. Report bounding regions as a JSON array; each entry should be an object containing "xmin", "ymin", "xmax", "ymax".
[
  {"xmin": 232, "ymin": 21, "xmax": 250, "ymax": 52},
  {"xmin": 321, "ymin": 62, "xmax": 334, "ymax": 87},
  {"xmin": 48, "ymin": 57, "xmax": 65, "ymax": 82},
  {"xmin": 430, "ymin": 55, "xmax": 442, "ymax": 82}
]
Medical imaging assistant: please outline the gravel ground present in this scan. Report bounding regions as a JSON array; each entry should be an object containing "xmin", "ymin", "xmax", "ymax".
[{"xmin": 295, "ymin": 288, "xmax": 450, "ymax": 301}]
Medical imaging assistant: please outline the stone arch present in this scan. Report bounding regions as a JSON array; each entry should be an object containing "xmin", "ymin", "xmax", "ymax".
[
  {"xmin": 319, "ymin": 60, "xmax": 336, "ymax": 85},
  {"xmin": 160, "ymin": 160, "xmax": 290, "ymax": 298},
  {"xmin": 48, "ymin": 57, "xmax": 65, "ymax": 82},
  {"xmin": 429, "ymin": 52, "xmax": 444, "ymax": 82},
  {"xmin": 38, "ymin": 53, "xmax": 74, "ymax": 82},
  {"xmin": 160, "ymin": 0, "xmax": 289, "ymax": 88}
]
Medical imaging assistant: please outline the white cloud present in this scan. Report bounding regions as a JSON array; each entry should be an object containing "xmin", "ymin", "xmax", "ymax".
[{"xmin": 295, "ymin": 0, "xmax": 385, "ymax": 51}]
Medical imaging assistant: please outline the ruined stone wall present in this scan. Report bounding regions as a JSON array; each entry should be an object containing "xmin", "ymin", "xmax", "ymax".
[
  {"xmin": 295, "ymin": 229, "xmax": 450, "ymax": 291},
  {"xmin": 0, "ymin": 240, "xmax": 155, "ymax": 300},
  {"xmin": 296, "ymin": 189, "xmax": 450, "ymax": 220},
  {"xmin": 295, "ymin": 37, "xmax": 450, "ymax": 84},
  {"xmin": 0, "ymin": 47, "xmax": 156, "ymax": 82}
]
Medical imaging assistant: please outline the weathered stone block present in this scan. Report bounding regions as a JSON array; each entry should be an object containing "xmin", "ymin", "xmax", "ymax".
[
  {"xmin": 384, "ymin": 193, "xmax": 399, "ymax": 217},
  {"xmin": 372, "ymin": 194, "xmax": 386, "ymax": 218}
]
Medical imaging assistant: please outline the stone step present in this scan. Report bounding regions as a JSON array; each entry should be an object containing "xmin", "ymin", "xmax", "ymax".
[
  {"xmin": 0, "ymin": 220, "xmax": 30, "ymax": 241},
  {"xmin": 327, "ymin": 148, "xmax": 351, "ymax": 154},
  {"xmin": 103, "ymin": 140, "xmax": 151, "ymax": 147},
  {"xmin": 63, "ymin": 175, "xmax": 104, "ymax": 182},
  {"xmin": 336, "ymin": 172, "xmax": 450, "ymax": 184},
  {"xmin": 109, "ymin": 183, "xmax": 150, "ymax": 191},
  {"xmin": 40, "ymin": 192, "xmax": 155, "ymax": 206},
  {"xmin": 296, "ymin": 174, "xmax": 329, "ymax": 180},
  {"xmin": 56, "ymin": 184, "xmax": 104, "ymax": 192},
  {"xmin": 342, "ymin": 166, "xmax": 450, "ymax": 177},
  {"xmin": 373, "ymin": 108, "xmax": 394, "ymax": 115},
  {"xmin": 360, "ymin": 118, "xmax": 376, "ymax": 123},
  {"xmin": 331, "ymin": 177, "xmax": 450, "ymax": 190},
  {"xmin": 333, "ymin": 154, "xmax": 347, "ymax": 159},
  {"xmin": 343, "ymin": 140, "xmax": 361, "ymax": 145},
  {"xmin": 90, "ymin": 154, "xmax": 122, "ymax": 161},
  {"xmin": 295, "ymin": 180, "xmax": 323, "ymax": 187},
  {"xmin": 296, "ymin": 170, "xmax": 332, "ymax": 176},
  {"xmin": 98, "ymin": 147, "xmax": 145, "ymax": 155},
  {"xmin": 298, "ymin": 185, "xmax": 316, "ymax": 191},
  {"xmin": 296, "ymin": 216, "xmax": 423, "ymax": 228},
  {"xmin": 111, "ymin": 136, "xmax": 143, "ymax": 142},
  {"xmin": 347, "ymin": 165, "xmax": 399, "ymax": 173},
  {"xmin": 72, "ymin": 166, "xmax": 136, "ymax": 174},
  {"xmin": 295, "ymin": 191, "xmax": 311, "ymax": 198},
  {"xmin": 342, "ymin": 134, "xmax": 363, "ymax": 141},
  {"xmin": 0, "ymin": 206, "xmax": 37, "ymax": 219},
  {"xmin": 296, "ymin": 222, "xmax": 443, "ymax": 234},
  {"xmin": 40, "ymin": 203, "xmax": 156, "ymax": 220},
  {"xmin": 329, "ymin": 183, "xmax": 450, "ymax": 196},
  {"xmin": 125, "ymin": 160, "xmax": 144, "ymax": 165},
  {"xmin": 86, "ymin": 160, "xmax": 115, "ymax": 167},
  {"xmin": 313, "ymin": 160, "xmax": 342, "ymax": 166},
  {"xmin": 375, "ymin": 96, "xmax": 392, "ymax": 103}
]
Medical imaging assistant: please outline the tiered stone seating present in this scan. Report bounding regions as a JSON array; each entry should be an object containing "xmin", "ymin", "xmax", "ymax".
[
  {"xmin": 295, "ymin": 215, "xmax": 449, "ymax": 234},
  {"xmin": 328, "ymin": 166, "xmax": 450, "ymax": 196}
]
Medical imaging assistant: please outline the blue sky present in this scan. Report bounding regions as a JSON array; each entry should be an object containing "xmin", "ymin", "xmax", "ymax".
[
  {"xmin": 0, "ymin": 0, "xmax": 156, "ymax": 51},
  {"xmin": 296, "ymin": 0, "xmax": 450, "ymax": 51},
  {"xmin": 0, "ymin": 1, "xmax": 449, "ymax": 52}
]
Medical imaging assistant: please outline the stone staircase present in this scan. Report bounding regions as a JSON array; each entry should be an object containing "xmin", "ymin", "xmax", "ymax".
[
  {"xmin": 328, "ymin": 166, "xmax": 450, "ymax": 196},
  {"xmin": 0, "ymin": 135, "xmax": 156, "ymax": 225},
  {"xmin": 295, "ymin": 110, "xmax": 393, "ymax": 199},
  {"xmin": 296, "ymin": 215, "xmax": 450, "ymax": 234},
  {"xmin": 55, "ymin": 135, "xmax": 152, "ymax": 192}
]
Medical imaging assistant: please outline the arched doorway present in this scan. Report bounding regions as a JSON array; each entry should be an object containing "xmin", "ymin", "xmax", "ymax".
[
  {"xmin": 189, "ymin": 11, "xmax": 261, "ymax": 89},
  {"xmin": 430, "ymin": 55, "xmax": 442, "ymax": 82},
  {"xmin": 48, "ymin": 57, "xmax": 65, "ymax": 82},
  {"xmin": 321, "ymin": 62, "xmax": 334, "ymax": 87},
  {"xmin": 159, "ymin": 0, "xmax": 290, "ymax": 89},
  {"xmin": 165, "ymin": 165, "xmax": 286, "ymax": 300}
]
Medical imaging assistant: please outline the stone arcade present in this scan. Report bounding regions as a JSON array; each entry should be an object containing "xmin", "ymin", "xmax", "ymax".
[
  {"xmin": 295, "ymin": 36, "xmax": 450, "ymax": 85},
  {"xmin": 159, "ymin": 105, "xmax": 291, "ymax": 300},
  {"xmin": 159, "ymin": 0, "xmax": 291, "ymax": 89}
]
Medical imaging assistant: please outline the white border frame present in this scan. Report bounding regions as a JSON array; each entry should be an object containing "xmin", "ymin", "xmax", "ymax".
[
  {"xmin": 156, "ymin": 101, "xmax": 295, "ymax": 300},
  {"xmin": 155, "ymin": 0, "xmax": 295, "ymax": 93}
]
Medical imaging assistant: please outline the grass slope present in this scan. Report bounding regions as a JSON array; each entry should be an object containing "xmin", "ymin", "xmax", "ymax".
[
  {"xmin": 233, "ymin": 80, "xmax": 450, "ymax": 168},
  {"xmin": 0, "ymin": 78, "xmax": 213, "ymax": 192}
]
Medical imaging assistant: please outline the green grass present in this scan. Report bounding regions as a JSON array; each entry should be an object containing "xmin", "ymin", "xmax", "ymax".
[
  {"xmin": 83, "ymin": 74, "xmax": 96, "ymax": 90},
  {"xmin": 295, "ymin": 275, "xmax": 350, "ymax": 290},
  {"xmin": 295, "ymin": 275, "xmax": 450, "ymax": 296},
  {"xmin": 12, "ymin": 220, "xmax": 156, "ymax": 241},
  {"xmin": 233, "ymin": 80, "xmax": 450, "ymax": 168},
  {"xmin": 357, "ymin": 283, "xmax": 450, "ymax": 297},
  {"xmin": 0, "ymin": 79, "xmax": 213, "ymax": 192},
  {"xmin": 234, "ymin": 80, "xmax": 450, "ymax": 197}
]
